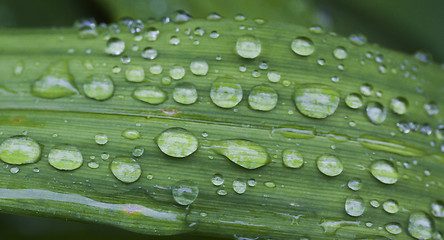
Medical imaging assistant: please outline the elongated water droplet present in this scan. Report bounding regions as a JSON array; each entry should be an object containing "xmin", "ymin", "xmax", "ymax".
[
  {"xmin": 385, "ymin": 223, "xmax": 402, "ymax": 235},
  {"xmin": 172, "ymin": 180, "xmax": 199, "ymax": 206},
  {"xmin": 173, "ymin": 82, "xmax": 198, "ymax": 105},
  {"xmin": 122, "ymin": 129, "xmax": 141, "ymax": 140},
  {"xmin": 141, "ymin": 47, "xmax": 158, "ymax": 60},
  {"xmin": 345, "ymin": 195, "xmax": 365, "ymax": 217},
  {"xmin": 316, "ymin": 154, "xmax": 343, "ymax": 176},
  {"xmin": 345, "ymin": 93, "xmax": 363, "ymax": 109},
  {"xmin": 273, "ymin": 124, "xmax": 315, "ymax": 139},
  {"xmin": 347, "ymin": 178, "xmax": 362, "ymax": 191},
  {"xmin": 105, "ymin": 37, "xmax": 125, "ymax": 56},
  {"xmin": 156, "ymin": 128, "xmax": 198, "ymax": 158},
  {"xmin": 125, "ymin": 65, "xmax": 145, "ymax": 82},
  {"xmin": 431, "ymin": 200, "xmax": 444, "ymax": 217},
  {"xmin": 211, "ymin": 140, "xmax": 270, "ymax": 169},
  {"xmin": 382, "ymin": 199, "xmax": 399, "ymax": 214},
  {"xmin": 212, "ymin": 173, "xmax": 224, "ymax": 186},
  {"xmin": 294, "ymin": 84, "xmax": 340, "ymax": 119},
  {"xmin": 95, "ymin": 133, "xmax": 108, "ymax": 145},
  {"xmin": 133, "ymin": 86, "xmax": 167, "ymax": 104},
  {"xmin": 236, "ymin": 35, "xmax": 261, "ymax": 59},
  {"xmin": 264, "ymin": 181, "xmax": 276, "ymax": 188},
  {"xmin": 210, "ymin": 77, "xmax": 243, "ymax": 108},
  {"xmin": 0, "ymin": 136, "xmax": 41, "ymax": 165},
  {"xmin": 31, "ymin": 61, "xmax": 78, "ymax": 99},
  {"xmin": 248, "ymin": 85, "xmax": 278, "ymax": 111},
  {"xmin": 390, "ymin": 97, "xmax": 408, "ymax": 115},
  {"xmin": 48, "ymin": 145, "xmax": 83, "ymax": 170},
  {"xmin": 408, "ymin": 212, "xmax": 434, "ymax": 240},
  {"xmin": 110, "ymin": 157, "xmax": 141, "ymax": 183},
  {"xmin": 282, "ymin": 149, "xmax": 304, "ymax": 168},
  {"xmin": 369, "ymin": 160, "xmax": 398, "ymax": 184},
  {"xmin": 233, "ymin": 179, "xmax": 247, "ymax": 194},
  {"xmin": 291, "ymin": 37, "xmax": 315, "ymax": 56},
  {"xmin": 333, "ymin": 47, "xmax": 347, "ymax": 60},
  {"xmin": 349, "ymin": 34, "xmax": 367, "ymax": 46},
  {"xmin": 190, "ymin": 59, "xmax": 209, "ymax": 76},
  {"xmin": 83, "ymin": 74, "xmax": 114, "ymax": 101},
  {"xmin": 366, "ymin": 102, "xmax": 386, "ymax": 125}
]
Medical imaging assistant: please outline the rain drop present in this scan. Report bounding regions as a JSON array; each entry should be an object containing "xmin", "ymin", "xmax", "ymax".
[
  {"xmin": 282, "ymin": 149, "xmax": 304, "ymax": 168},
  {"xmin": 0, "ymin": 136, "xmax": 41, "ymax": 165},
  {"xmin": 248, "ymin": 85, "xmax": 278, "ymax": 111},
  {"xmin": 366, "ymin": 102, "xmax": 386, "ymax": 125},
  {"xmin": 316, "ymin": 154, "xmax": 343, "ymax": 176},
  {"xmin": 211, "ymin": 139, "xmax": 270, "ymax": 169},
  {"xmin": 293, "ymin": 84, "xmax": 340, "ymax": 119},
  {"xmin": 369, "ymin": 160, "xmax": 399, "ymax": 184},
  {"xmin": 110, "ymin": 157, "xmax": 141, "ymax": 183},
  {"xmin": 210, "ymin": 77, "xmax": 243, "ymax": 108},
  {"xmin": 83, "ymin": 74, "xmax": 114, "ymax": 101},
  {"xmin": 48, "ymin": 145, "xmax": 83, "ymax": 171},
  {"xmin": 236, "ymin": 35, "xmax": 261, "ymax": 59},
  {"xmin": 173, "ymin": 82, "xmax": 198, "ymax": 105},
  {"xmin": 133, "ymin": 86, "xmax": 167, "ymax": 104},
  {"xmin": 105, "ymin": 37, "xmax": 125, "ymax": 56},
  {"xmin": 291, "ymin": 37, "xmax": 315, "ymax": 56},
  {"xmin": 156, "ymin": 128, "xmax": 198, "ymax": 158},
  {"xmin": 172, "ymin": 180, "xmax": 199, "ymax": 206}
]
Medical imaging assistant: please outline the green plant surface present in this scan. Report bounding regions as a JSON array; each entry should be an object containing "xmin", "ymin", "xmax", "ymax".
[{"xmin": 0, "ymin": 17, "xmax": 443, "ymax": 240}]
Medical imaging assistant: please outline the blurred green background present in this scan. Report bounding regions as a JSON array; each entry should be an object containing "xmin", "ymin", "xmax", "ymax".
[{"xmin": 0, "ymin": 0, "xmax": 443, "ymax": 239}]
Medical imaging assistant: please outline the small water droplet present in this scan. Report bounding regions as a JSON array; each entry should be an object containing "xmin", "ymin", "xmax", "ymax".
[
  {"xmin": 0, "ymin": 136, "xmax": 41, "ymax": 165},
  {"xmin": 366, "ymin": 101, "xmax": 386, "ymax": 125},
  {"xmin": 145, "ymin": 27, "xmax": 159, "ymax": 41},
  {"xmin": 316, "ymin": 154, "xmax": 343, "ymax": 177},
  {"xmin": 210, "ymin": 31, "xmax": 220, "ymax": 38},
  {"xmin": 125, "ymin": 65, "xmax": 145, "ymax": 82},
  {"xmin": 173, "ymin": 82, "xmax": 198, "ymax": 105},
  {"xmin": 264, "ymin": 181, "xmax": 276, "ymax": 188},
  {"xmin": 95, "ymin": 133, "xmax": 108, "ymax": 145},
  {"xmin": 282, "ymin": 149, "xmax": 304, "ymax": 168},
  {"xmin": 345, "ymin": 195, "xmax": 365, "ymax": 217},
  {"xmin": 31, "ymin": 61, "xmax": 78, "ymax": 99},
  {"xmin": 424, "ymin": 101, "xmax": 439, "ymax": 116},
  {"xmin": 133, "ymin": 85, "xmax": 167, "ymax": 104},
  {"xmin": 360, "ymin": 83, "xmax": 373, "ymax": 96},
  {"xmin": 233, "ymin": 179, "xmax": 247, "ymax": 194},
  {"xmin": 169, "ymin": 36, "xmax": 181, "ymax": 45},
  {"xmin": 211, "ymin": 140, "xmax": 270, "ymax": 169},
  {"xmin": 212, "ymin": 173, "xmax": 224, "ymax": 186},
  {"xmin": 333, "ymin": 47, "xmax": 347, "ymax": 60},
  {"xmin": 236, "ymin": 35, "xmax": 261, "ymax": 59},
  {"xmin": 190, "ymin": 59, "xmax": 209, "ymax": 76},
  {"xmin": 172, "ymin": 10, "xmax": 192, "ymax": 23},
  {"xmin": 291, "ymin": 37, "xmax": 315, "ymax": 56},
  {"xmin": 87, "ymin": 161, "xmax": 99, "ymax": 169},
  {"xmin": 348, "ymin": 33, "xmax": 367, "ymax": 46},
  {"xmin": 156, "ymin": 128, "xmax": 198, "ymax": 158},
  {"xmin": 141, "ymin": 47, "xmax": 158, "ymax": 60},
  {"xmin": 385, "ymin": 223, "xmax": 402, "ymax": 235},
  {"xmin": 10, "ymin": 167, "xmax": 19, "ymax": 174},
  {"xmin": 247, "ymin": 179, "xmax": 256, "ymax": 187},
  {"xmin": 408, "ymin": 212, "xmax": 434, "ymax": 240},
  {"xmin": 122, "ymin": 129, "xmax": 141, "ymax": 140},
  {"xmin": 248, "ymin": 85, "xmax": 278, "ymax": 111},
  {"xmin": 369, "ymin": 160, "xmax": 398, "ymax": 184},
  {"xmin": 48, "ymin": 145, "xmax": 83, "ymax": 171},
  {"xmin": 431, "ymin": 200, "xmax": 444, "ymax": 217},
  {"xmin": 234, "ymin": 14, "xmax": 246, "ymax": 21},
  {"xmin": 105, "ymin": 37, "xmax": 125, "ymax": 56},
  {"xmin": 294, "ymin": 84, "xmax": 340, "ymax": 119},
  {"xmin": 383, "ymin": 199, "xmax": 399, "ymax": 214},
  {"xmin": 83, "ymin": 74, "xmax": 114, "ymax": 101},
  {"xmin": 390, "ymin": 97, "xmax": 408, "ymax": 115},
  {"xmin": 210, "ymin": 77, "xmax": 243, "ymax": 109},
  {"xmin": 131, "ymin": 146, "xmax": 144, "ymax": 157},
  {"xmin": 14, "ymin": 60, "xmax": 24, "ymax": 75},
  {"xmin": 207, "ymin": 12, "xmax": 222, "ymax": 21},
  {"xmin": 347, "ymin": 178, "xmax": 362, "ymax": 191},
  {"xmin": 110, "ymin": 157, "xmax": 141, "ymax": 183},
  {"xmin": 345, "ymin": 93, "xmax": 363, "ymax": 109},
  {"xmin": 370, "ymin": 199, "xmax": 380, "ymax": 208},
  {"xmin": 217, "ymin": 189, "xmax": 228, "ymax": 196},
  {"xmin": 169, "ymin": 65, "xmax": 185, "ymax": 80},
  {"xmin": 172, "ymin": 180, "xmax": 199, "ymax": 206},
  {"xmin": 149, "ymin": 64, "xmax": 163, "ymax": 75},
  {"xmin": 308, "ymin": 25, "xmax": 324, "ymax": 34}
]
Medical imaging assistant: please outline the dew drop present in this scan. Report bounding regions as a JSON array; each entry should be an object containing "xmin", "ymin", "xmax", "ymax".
[
  {"xmin": 10, "ymin": 167, "xmax": 19, "ymax": 174},
  {"xmin": 333, "ymin": 47, "xmax": 347, "ymax": 60},
  {"xmin": 156, "ymin": 128, "xmax": 198, "ymax": 158},
  {"xmin": 133, "ymin": 86, "xmax": 168, "ymax": 104},
  {"xmin": 31, "ymin": 61, "xmax": 78, "ymax": 99},
  {"xmin": 83, "ymin": 74, "xmax": 114, "ymax": 101},
  {"xmin": 282, "ymin": 149, "xmax": 304, "ymax": 168},
  {"xmin": 360, "ymin": 83, "xmax": 374, "ymax": 96},
  {"xmin": 105, "ymin": 37, "xmax": 125, "ymax": 56},
  {"xmin": 169, "ymin": 65, "xmax": 185, "ymax": 80},
  {"xmin": 190, "ymin": 59, "xmax": 209, "ymax": 76},
  {"xmin": 233, "ymin": 179, "xmax": 247, "ymax": 194},
  {"xmin": 95, "ymin": 133, "xmax": 108, "ymax": 145},
  {"xmin": 132, "ymin": 146, "xmax": 144, "ymax": 157},
  {"xmin": 207, "ymin": 12, "xmax": 222, "ymax": 21},
  {"xmin": 366, "ymin": 101, "xmax": 386, "ymax": 125},
  {"xmin": 210, "ymin": 77, "xmax": 243, "ymax": 108},
  {"xmin": 169, "ymin": 36, "xmax": 180, "ymax": 45},
  {"xmin": 145, "ymin": 27, "xmax": 159, "ymax": 41},
  {"xmin": 424, "ymin": 101, "xmax": 439, "ymax": 116},
  {"xmin": 110, "ymin": 157, "xmax": 141, "ymax": 183},
  {"xmin": 390, "ymin": 97, "xmax": 408, "ymax": 115},
  {"xmin": 88, "ymin": 161, "xmax": 99, "ymax": 169},
  {"xmin": 385, "ymin": 223, "xmax": 402, "ymax": 235},
  {"xmin": 431, "ymin": 200, "xmax": 444, "ymax": 217},
  {"xmin": 172, "ymin": 10, "xmax": 192, "ymax": 23},
  {"xmin": 370, "ymin": 199, "xmax": 380, "ymax": 208},
  {"xmin": 172, "ymin": 180, "xmax": 199, "ymax": 206},
  {"xmin": 345, "ymin": 195, "xmax": 365, "ymax": 217},
  {"xmin": 382, "ymin": 199, "xmax": 399, "ymax": 214},
  {"xmin": 369, "ymin": 160, "xmax": 398, "ymax": 184},
  {"xmin": 149, "ymin": 64, "xmax": 163, "ymax": 75},
  {"xmin": 122, "ymin": 129, "xmax": 141, "ymax": 140},
  {"xmin": 293, "ymin": 84, "xmax": 340, "ymax": 119},
  {"xmin": 264, "ymin": 181, "xmax": 276, "ymax": 188},
  {"xmin": 247, "ymin": 179, "xmax": 257, "ymax": 187},
  {"xmin": 0, "ymin": 136, "xmax": 41, "ymax": 165},
  {"xmin": 211, "ymin": 140, "xmax": 270, "ymax": 169},
  {"xmin": 14, "ymin": 60, "xmax": 24, "ymax": 75},
  {"xmin": 349, "ymin": 34, "xmax": 367, "ymax": 46},
  {"xmin": 345, "ymin": 93, "xmax": 363, "ymax": 109},
  {"xmin": 291, "ymin": 37, "xmax": 315, "ymax": 56},
  {"xmin": 347, "ymin": 178, "xmax": 362, "ymax": 191},
  {"xmin": 125, "ymin": 65, "xmax": 145, "ymax": 82},
  {"xmin": 236, "ymin": 35, "xmax": 261, "ymax": 59},
  {"xmin": 141, "ymin": 47, "xmax": 158, "ymax": 60},
  {"xmin": 316, "ymin": 154, "xmax": 343, "ymax": 176},
  {"xmin": 212, "ymin": 173, "xmax": 224, "ymax": 186},
  {"xmin": 267, "ymin": 71, "xmax": 281, "ymax": 83},
  {"xmin": 248, "ymin": 85, "xmax": 278, "ymax": 111},
  {"xmin": 48, "ymin": 145, "xmax": 83, "ymax": 171},
  {"xmin": 408, "ymin": 212, "xmax": 434, "ymax": 240},
  {"xmin": 217, "ymin": 189, "xmax": 228, "ymax": 196}
]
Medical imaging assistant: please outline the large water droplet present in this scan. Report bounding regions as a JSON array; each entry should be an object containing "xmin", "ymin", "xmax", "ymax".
[
  {"xmin": 211, "ymin": 140, "xmax": 270, "ymax": 169},
  {"xmin": 294, "ymin": 84, "xmax": 340, "ymax": 119},
  {"xmin": 316, "ymin": 154, "xmax": 343, "ymax": 176},
  {"xmin": 110, "ymin": 157, "xmax": 141, "ymax": 183},
  {"xmin": 0, "ymin": 136, "xmax": 41, "ymax": 165},
  {"xmin": 172, "ymin": 180, "xmax": 199, "ymax": 206},
  {"xmin": 212, "ymin": 173, "xmax": 224, "ymax": 186},
  {"xmin": 48, "ymin": 145, "xmax": 83, "ymax": 170},
  {"xmin": 390, "ymin": 97, "xmax": 408, "ymax": 115},
  {"xmin": 190, "ymin": 59, "xmax": 209, "ymax": 76},
  {"xmin": 133, "ymin": 86, "xmax": 167, "ymax": 104},
  {"xmin": 366, "ymin": 102, "xmax": 386, "ymax": 125},
  {"xmin": 233, "ymin": 179, "xmax": 247, "ymax": 194},
  {"xmin": 345, "ymin": 93, "xmax": 363, "ymax": 109},
  {"xmin": 83, "ymin": 74, "xmax": 114, "ymax": 101},
  {"xmin": 156, "ymin": 128, "xmax": 198, "ymax": 158},
  {"xmin": 408, "ymin": 212, "xmax": 434, "ymax": 240},
  {"xmin": 31, "ymin": 61, "xmax": 79, "ymax": 99},
  {"xmin": 173, "ymin": 82, "xmax": 198, "ymax": 105},
  {"xmin": 291, "ymin": 37, "xmax": 315, "ymax": 56},
  {"xmin": 210, "ymin": 77, "xmax": 243, "ymax": 108},
  {"xmin": 431, "ymin": 200, "xmax": 444, "ymax": 217},
  {"xmin": 125, "ymin": 65, "xmax": 145, "ymax": 82},
  {"xmin": 333, "ymin": 47, "xmax": 347, "ymax": 60},
  {"xmin": 282, "ymin": 149, "xmax": 304, "ymax": 168},
  {"xmin": 105, "ymin": 37, "xmax": 125, "ymax": 56},
  {"xmin": 345, "ymin": 195, "xmax": 365, "ymax": 217},
  {"xmin": 248, "ymin": 85, "xmax": 278, "ymax": 111},
  {"xmin": 236, "ymin": 35, "xmax": 261, "ymax": 59},
  {"xmin": 382, "ymin": 199, "xmax": 399, "ymax": 214},
  {"xmin": 369, "ymin": 160, "xmax": 398, "ymax": 184},
  {"xmin": 385, "ymin": 223, "xmax": 402, "ymax": 235}
]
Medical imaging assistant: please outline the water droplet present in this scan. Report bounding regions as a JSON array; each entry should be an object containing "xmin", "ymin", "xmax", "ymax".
[
  {"xmin": 207, "ymin": 12, "xmax": 222, "ymax": 21},
  {"xmin": 101, "ymin": 153, "xmax": 109, "ymax": 160},
  {"xmin": 83, "ymin": 74, "xmax": 114, "ymax": 101},
  {"xmin": 333, "ymin": 47, "xmax": 347, "ymax": 60},
  {"xmin": 366, "ymin": 102, "xmax": 386, "ymax": 125},
  {"xmin": 236, "ymin": 35, "xmax": 261, "ymax": 59},
  {"xmin": 385, "ymin": 223, "xmax": 402, "ymax": 235},
  {"xmin": 141, "ymin": 47, "xmax": 158, "ymax": 60},
  {"xmin": 149, "ymin": 64, "xmax": 163, "ymax": 75},
  {"xmin": 247, "ymin": 179, "xmax": 257, "ymax": 187},
  {"xmin": 31, "ymin": 61, "xmax": 78, "ymax": 99},
  {"xmin": 370, "ymin": 199, "xmax": 380, "ymax": 208},
  {"xmin": 234, "ymin": 14, "xmax": 246, "ymax": 21},
  {"xmin": 431, "ymin": 200, "xmax": 444, "ymax": 217},
  {"xmin": 145, "ymin": 27, "xmax": 159, "ymax": 41},
  {"xmin": 424, "ymin": 101, "xmax": 439, "ymax": 116},
  {"xmin": 48, "ymin": 145, "xmax": 83, "ymax": 171},
  {"xmin": 169, "ymin": 36, "xmax": 181, "ymax": 45},
  {"xmin": 172, "ymin": 10, "xmax": 192, "ymax": 23},
  {"xmin": 308, "ymin": 25, "xmax": 324, "ymax": 34},
  {"xmin": 345, "ymin": 93, "xmax": 363, "ymax": 109},
  {"xmin": 193, "ymin": 27, "xmax": 205, "ymax": 36},
  {"xmin": 0, "ymin": 136, "xmax": 41, "ymax": 165},
  {"xmin": 349, "ymin": 34, "xmax": 367, "ymax": 46},
  {"xmin": 105, "ymin": 37, "xmax": 125, "ymax": 56},
  {"xmin": 14, "ymin": 60, "xmax": 24, "ymax": 75},
  {"xmin": 291, "ymin": 37, "xmax": 315, "ymax": 56},
  {"xmin": 156, "ymin": 128, "xmax": 198, "ymax": 158},
  {"xmin": 87, "ymin": 161, "xmax": 99, "ymax": 169},
  {"xmin": 217, "ymin": 189, "xmax": 228, "ymax": 196},
  {"xmin": 345, "ymin": 195, "xmax": 365, "ymax": 217},
  {"xmin": 233, "ymin": 179, "xmax": 247, "ymax": 194},
  {"xmin": 95, "ymin": 133, "xmax": 108, "ymax": 145},
  {"xmin": 122, "ymin": 129, "xmax": 141, "ymax": 140},
  {"xmin": 173, "ymin": 82, "xmax": 198, "ymax": 105},
  {"xmin": 125, "ymin": 65, "xmax": 145, "ymax": 82},
  {"xmin": 131, "ymin": 146, "xmax": 144, "ymax": 157},
  {"xmin": 347, "ymin": 178, "xmax": 362, "ymax": 191},
  {"xmin": 112, "ymin": 66, "xmax": 121, "ymax": 73},
  {"xmin": 267, "ymin": 71, "xmax": 281, "ymax": 83},
  {"xmin": 210, "ymin": 31, "xmax": 220, "ymax": 39},
  {"xmin": 272, "ymin": 124, "xmax": 315, "ymax": 139},
  {"xmin": 169, "ymin": 65, "xmax": 185, "ymax": 80},
  {"xmin": 293, "ymin": 84, "xmax": 340, "ymax": 119},
  {"xmin": 390, "ymin": 97, "xmax": 408, "ymax": 115},
  {"xmin": 211, "ymin": 140, "xmax": 270, "ymax": 169},
  {"xmin": 110, "ymin": 157, "xmax": 141, "ymax": 183},
  {"xmin": 190, "ymin": 59, "xmax": 209, "ymax": 76},
  {"xmin": 210, "ymin": 77, "xmax": 243, "ymax": 109},
  {"xmin": 10, "ymin": 167, "xmax": 19, "ymax": 174},
  {"xmin": 282, "ymin": 149, "xmax": 304, "ymax": 168},
  {"xmin": 172, "ymin": 180, "xmax": 198, "ymax": 206},
  {"xmin": 78, "ymin": 25, "xmax": 98, "ymax": 39},
  {"xmin": 128, "ymin": 19, "xmax": 143, "ymax": 34},
  {"xmin": 383, "ymin": 200, "xmax": 399, "ymax": 214},
  {"xmin": 248, "ymin": 85, "xmax": 278, "ymax": 111},
  {"xmin": 414, "ymin": 51, "xmax": 432, "ymax": 64},
  {"xmin": 316, "ymin": 154, "xmax": 343, "ymax": 177},
  {"xmin": 369, "ymin": 160, "xmax": 398, "ymax": 184},
  {"xmin": 264, "ymin": 181, "xmax": 276, "ymax": 188},
  {"xmin": 133, "ymin": 86, "xmax": 167, "ymax": 104},
  {"xmin": 360, "ymin": 83, "xmax": 373, "ymax": 96},
  {"xmin": 408, "ymin": 212, "xmax": 434, "ymax": 240},
  {"xmin": 212, "ymin": 173, "xmax": 224, "ymax": 186}
]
